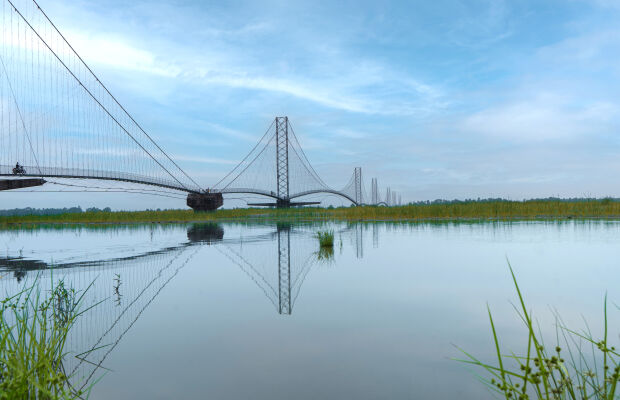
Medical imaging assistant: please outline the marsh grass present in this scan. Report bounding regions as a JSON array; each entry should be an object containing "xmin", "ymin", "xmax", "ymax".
[
  {"xmin": 456, "ymin": 265, "xmax": 620, "ymax": 400},
  {"xmin": 3, "ymin": 199, "xmax": 620, "ymax": 225},
  {"xmin": 0, "ymin": 276, "xmax": 95, "ymax": 399},
  {"xmin": 316, "ymin": 230, "xmax": 334, "ymax": 248}
]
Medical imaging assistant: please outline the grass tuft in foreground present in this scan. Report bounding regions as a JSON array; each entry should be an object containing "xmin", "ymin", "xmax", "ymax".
[
  {"xmin": 0, "ymin": 277, "xmax": 94, "ymax": 399},
  {"xmin": 316, "ymin": 230, "xmax": 334, "ymax": 248},
  {"xmin": 456, "ymin": 265, "xmax": 619, "ymax": 400}
]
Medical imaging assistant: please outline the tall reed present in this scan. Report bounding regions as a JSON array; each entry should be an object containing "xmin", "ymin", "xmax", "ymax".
[
  {"xmin": 316, "ymin": 230, "xmax": 334, "ymax": 248},
  {"xmin": 0, "ymin": 277, "xmax": 94, "ymax": 399},
  {"xmin": 3, "ymin": 199, "xmax": 620, "ymax": 224},
  {"xmin": 456, "ymin": 265, "xmax": 619, "ymax": 400}
]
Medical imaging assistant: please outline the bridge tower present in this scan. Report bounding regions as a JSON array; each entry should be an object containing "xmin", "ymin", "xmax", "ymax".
[
  {"xmin": 354, "ymin": 167, "xmax": 362, "ymax": 205},
  {"xmin": 276, "ymin": 117, "xmax": 290, "ymax": 208},
  {"xmin": 371, "ymin": 177, "xmax": 378, "ymax": 205}
]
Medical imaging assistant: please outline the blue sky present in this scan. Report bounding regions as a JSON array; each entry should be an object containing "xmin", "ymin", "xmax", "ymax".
[{"xmin": 4, "ymin": 0, "xmax": 620, "ymax": 209}]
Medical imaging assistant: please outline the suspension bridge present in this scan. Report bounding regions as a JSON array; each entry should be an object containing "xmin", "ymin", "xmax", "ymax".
[{"xmin": 0, "ymin": 0, "xmax": 400, "ymax": 210}]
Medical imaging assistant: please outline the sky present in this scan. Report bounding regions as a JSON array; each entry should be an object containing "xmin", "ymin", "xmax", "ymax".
[{"xmin": 3, "ymin": 0, "xmax": 620, "ymax": 209}]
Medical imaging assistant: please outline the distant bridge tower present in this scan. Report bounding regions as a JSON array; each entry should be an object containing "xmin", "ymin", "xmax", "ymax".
[
  {"xmin": 276, "ymin": 117, "xmax": 290, "ymax": 208},
  {"xmin": 354, "ymin": 167, "xmax": 362, "ymax": 205},
  {"xmin": 277, "ymin": 224, "xmax": 292, "ymax": 314},
  {"xmin": 371, "ymin": 177, "xmax": 378, "ymax": 205}
]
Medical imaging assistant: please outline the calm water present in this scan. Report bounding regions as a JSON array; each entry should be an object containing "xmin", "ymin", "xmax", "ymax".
[{"xmin": 0, "ymin": 221, "xmax": 618, "ymax": 399}]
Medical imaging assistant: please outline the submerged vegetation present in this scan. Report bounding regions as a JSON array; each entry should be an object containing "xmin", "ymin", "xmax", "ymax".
[
  {"xmin": 315, "ymin": 230, "xmax": 335, "ymax": 262},
  {"xmin": 457, "ymin": 266, "xmax": 619, "ymax": 400},
  {"xmin": 0, "ymin": 277, "xmax": 93, "ymax": 399},
  {"xmin": 3, "ymin": 199, "xmax": 620, "ymax": 225}
]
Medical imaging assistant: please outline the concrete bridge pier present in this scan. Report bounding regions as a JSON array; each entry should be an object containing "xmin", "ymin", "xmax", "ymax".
[{"xmin": 186, "ymin": 192, "xmax": 223, "ymax": 211}]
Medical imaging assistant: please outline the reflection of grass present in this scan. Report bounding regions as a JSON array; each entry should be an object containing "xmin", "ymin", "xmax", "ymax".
[
  {"xmin": 316, "ymin": 246, "xmax": 334, "ymax": 261},
  {"xmin": 0, "ymin": 277, "xmax": 95, "ymax": 398},
  {"xmin": 4, "ymin": 199, "xmax": 620, "ymax": 224},
  {"xmin": 456, "ymin": 265, "xmax": 620, "ymax": 400},
  {"xmin": 316, "ymin": 230, "xmax": 334, "ymax": 248}
]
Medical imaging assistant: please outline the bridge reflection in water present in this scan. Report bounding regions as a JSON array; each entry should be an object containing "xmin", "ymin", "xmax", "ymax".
[{"xmin": 0, "ymin": 223, "xmax": 366, "ymax": 392}]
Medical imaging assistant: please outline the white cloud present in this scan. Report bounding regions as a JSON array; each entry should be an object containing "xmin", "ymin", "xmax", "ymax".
[
  {"xmin": 63, "ymin": 30, "xmax": 181, "ymax": 77},
  {"xmin": 536, "ymin": 30, "xmax": 620, "ymax": 66},
  {"xmin": 200, "ymin": 122, "xmax": 258, "ymax": 142},
  {"xmin": 462, "ymin": 95, "xmax": 619, "ymax": 142},
  {"xmin": 34, "ymin": 24, "xmax": 445, "ymax": 117},
  {"xmin": 193, "ymin": 73, "xmax": 378, "ymax": 114}
]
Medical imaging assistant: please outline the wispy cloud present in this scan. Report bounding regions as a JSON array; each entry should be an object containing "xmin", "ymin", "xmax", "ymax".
[
  {"xmin": 461, "ymin": 94, "xmax": 619, "ymax": 142},
  {"xmin": 64, "ymin": 30, "xmax": 181, "ymax": 77},
  {"xmin": 171, "ymin": 154, "xmax": 238, "ymax": 165},
  {"xmin": 50, "ymin": 17, "xmax": 445, "ymax": 117}
]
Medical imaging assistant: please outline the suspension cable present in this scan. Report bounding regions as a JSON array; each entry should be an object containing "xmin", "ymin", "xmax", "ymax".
[
  {"xmin": 0, "ymin": 52, "xmax": 42, "ymax": 174},
  {"xmin": 288, "ymin": 122, "xmax": 329, "ymax": 188},
  {"xmin": 212, "ymin": 119, "xmax": 275, "ymax": 189},
  {"xmin": 30, "ymin": 0, "xmax": 202, "ymax": 191},
  {"xmin": 47, "ymin": 180, "xmax": 187, "ymax": 197},
  {"xmin": 221, "ymin": 127, "xmax": 277, "ymax": 190},
  {"xmin": 7, "ymin": 0, "xmax": 191, "ymax": 191}
]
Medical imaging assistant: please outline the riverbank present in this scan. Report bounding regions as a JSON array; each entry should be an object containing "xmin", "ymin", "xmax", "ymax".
[{"xmin": 2, "ymin": 199, "xmax": 620, "ymax": 225}]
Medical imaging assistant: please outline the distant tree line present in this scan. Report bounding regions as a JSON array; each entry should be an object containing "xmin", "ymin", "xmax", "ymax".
[
  {"xmin": 407, "ymin": 197, "xmax": 618, "ymax": 206},
  {"xmin": 0, "ymin": 207, "xmax": 178, "ymax": 216},
  {"xmin": 0, "ymin": 206, "xmax": 111, "ymax": 216}
]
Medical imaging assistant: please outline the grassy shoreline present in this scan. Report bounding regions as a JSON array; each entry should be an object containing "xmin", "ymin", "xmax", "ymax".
[{"xmin": 2, "ymin": 199, "xmax": 620, "ymax": 225}]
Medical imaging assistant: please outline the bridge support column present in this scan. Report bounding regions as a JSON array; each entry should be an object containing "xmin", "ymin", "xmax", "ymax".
[
  {"xmin": 276, "ymin": 198, "xmax": 290, "ymax": 208},
  {"xmin": 186, "ymin": 192, "xmax": 223, "ymax": 211},
  {"xmin": 275, "ymin": 116, "xmax": 290, "ymax": 208}
]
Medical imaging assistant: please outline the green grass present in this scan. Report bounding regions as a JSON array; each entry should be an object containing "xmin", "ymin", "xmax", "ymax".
[
  {"xmin": 456, "ymin": 265, "xmax": 620, "ymax": 400},
  {"xmin": 316, "ymin": 230, "xmax": 334, "ymax": 248},
  {"xmin": 3, "ymin": 199, "xmax": 620, "ymax": 225},
  {"xmin": 0, "ymin": 277, "xmax": 95, "ymax": 399}
]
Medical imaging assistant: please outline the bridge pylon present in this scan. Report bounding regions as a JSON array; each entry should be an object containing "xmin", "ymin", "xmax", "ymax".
[
  {"xmin": 276, "ymin": 117, "xmax": 290, "ymax": 208},
  {"xmin": 215, "ymin": 116, "xmax": 368, "ymax": 208},
  {"xmin": 354, "ymin": 167, "xmax": 362, "ymax": 205},
  {"xmin": 371, "ymin": 178, "xmax": 378, "ymax": 204},
  {"xmin": 246, "ymin": 116, "xmax": 320, "ymax": 208}
]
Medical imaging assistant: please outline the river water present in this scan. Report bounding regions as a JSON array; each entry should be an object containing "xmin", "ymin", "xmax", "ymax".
[{"xmin": 0, "ymin": 221, "xmax": 618, "ymax": 399}]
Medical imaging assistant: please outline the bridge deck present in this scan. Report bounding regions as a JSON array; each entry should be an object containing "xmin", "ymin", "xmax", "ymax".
[{"xmin": 0, "ymin": 165, "xmax": 199, "ymax": 193}]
